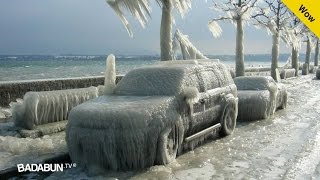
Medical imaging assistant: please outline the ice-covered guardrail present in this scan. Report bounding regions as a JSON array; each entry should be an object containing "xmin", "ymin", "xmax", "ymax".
[{"xmin": 0, "ymin": 76, "xmax": 123, "ymax": 107}]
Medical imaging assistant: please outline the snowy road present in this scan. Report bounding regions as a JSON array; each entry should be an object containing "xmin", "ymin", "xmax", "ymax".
[{"xmin": 48, "ymin": 75, "xmax": 320, "ymax": 180}]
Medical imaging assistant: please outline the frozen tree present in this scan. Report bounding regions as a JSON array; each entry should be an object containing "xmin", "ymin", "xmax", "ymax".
[
  {"xmin": 287, "ymin": 17, "xmax": 307, "ymax": 76},
  {"xmin": 315, "ymin": 38, "xmax": 319, "ymax": 66},
  {"xmin": 208, "ymin": 0, "xmax": 262, "ymax": 77},
  {"xmin": 173, "ymin": 29, "xmax": 208, "ymax": 60},
  {"xmin": 253, "ymin": 0, "xmax": 294, "ymax": 80},
  {"xmin": 107, "ymin": 0, "xmax": 191, "ymax": 61},
  {"xmin": 304, "ymin": 36, "xmax": 311, "ymax": 75},
  {"xmin": 300, "ymin": 30, "xmax": 317, "ymax": 75}
]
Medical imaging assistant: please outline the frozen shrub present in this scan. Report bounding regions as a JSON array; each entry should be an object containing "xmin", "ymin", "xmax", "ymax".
[{"xmin": 12, "ymin": 87, "xmax": 99, "ymax": 130}]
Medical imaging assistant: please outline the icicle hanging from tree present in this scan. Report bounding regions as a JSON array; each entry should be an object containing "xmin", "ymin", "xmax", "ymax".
[
  {"xmin": 107, "ymin": 0, "xmax": 152, "ymax": 37},
  {"xmin": 107, "ymin": 0, "xmax": 192, "ymax": 37},
  {"xmin": 208, "ymin": 21, "xmax": 222, "ymax": 38},
  {"xmin": 173, "ymin": 29, "xmax": 208, "ymax": 60}
]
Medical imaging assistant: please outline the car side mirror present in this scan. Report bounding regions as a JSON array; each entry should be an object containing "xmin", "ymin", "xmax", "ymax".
[{"xmin": 183, "ymin": 87, "xmax": 200, "ymax": 106}]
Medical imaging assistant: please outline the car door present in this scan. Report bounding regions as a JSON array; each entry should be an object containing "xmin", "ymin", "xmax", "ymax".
[
  {"xmin": 182, "ymin": 70, "xmax": 206, "ymax": 135},
  {"xmin": 186, "ymin": 69, "xmax": 226, "ymax": 135},
  {"xmin": 198, "ymin": 70, "xmax": 226, "ymax": 125}
]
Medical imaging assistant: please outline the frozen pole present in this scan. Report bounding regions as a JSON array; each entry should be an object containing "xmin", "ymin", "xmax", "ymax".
[{"xmin": 104, "ymin": 54, "xmax": 116, "ymax": 95}]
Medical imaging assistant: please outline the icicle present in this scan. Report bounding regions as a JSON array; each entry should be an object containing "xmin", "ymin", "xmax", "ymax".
[
  {"xmin": 107, "ymin": 0, "xmax": 192, "ymax": 37},
  {"xmin": 165, "ymin": 0, "xmax": 191, "ymax": 18},
  {"xmin": 104, "ymin": 54, "xmax": 116, "ymax": 95},
  {"xmin": 208, "ymin": 21, "xmax": 222, "ymax": 38},
  {"xmin": 174, "ymin": 29, "xmax": 208, "ymax": 60},
  {"xmin": 106, "ymin": 0, "xmax": 152, "ymax": 37}
]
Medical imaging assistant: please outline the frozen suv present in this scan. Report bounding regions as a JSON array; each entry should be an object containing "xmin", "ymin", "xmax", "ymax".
[{"xmin": 66, "ymin": 60, "xmax": 238, "ymax": 171}]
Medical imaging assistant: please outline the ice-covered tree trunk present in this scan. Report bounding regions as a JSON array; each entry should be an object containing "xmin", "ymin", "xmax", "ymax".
[
  {"xmin": 160, "ymin": 0, "xmax": 173, "ymax": 61},
  {"xmin": 305, "ymin": 38, "xmax": 311, "ymax": 65},
  {"xmin": 302, "ymin": 37, "xmax": 311, "ymax": 75},
  {"xmin": 236, "ymin": 17, "xmax": 245, "ymax": 77},
  {"xmin": 314, "ymin": 39, "xmax": 319, "ymax": 66},
  {"xmin": 271, "ymin": 32, "xmax": 280, "ymax": 80},
  {"xmin": 291, "ymin": 47, "xmax": 299, "ymax": 76}
]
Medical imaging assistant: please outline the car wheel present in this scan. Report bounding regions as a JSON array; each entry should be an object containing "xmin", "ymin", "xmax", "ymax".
[
  {"xmin": 156, "ymin": 126, "xmax": 179, "ymax": 165},
  {"xmin": 220, "ymin": 98, "xmax": 237, "ymax": 137}
]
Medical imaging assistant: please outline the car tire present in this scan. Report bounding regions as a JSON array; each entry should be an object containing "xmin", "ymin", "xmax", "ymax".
[
  {"xmin": 156, "ymin": 126, "xmax": 179, "ymax": 165},
  {"xmin": 220, "ymin": 97, "xmax": 237, "ymax": 137}
]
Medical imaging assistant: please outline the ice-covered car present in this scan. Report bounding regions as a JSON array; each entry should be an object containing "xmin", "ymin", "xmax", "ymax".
[
  {"xmin": 234, "ymin": 76, "xmax": 287, "ymax": 121},
  {"xmin": 66, "ymin": 60, "xmax": 238, "ymax": 171}
]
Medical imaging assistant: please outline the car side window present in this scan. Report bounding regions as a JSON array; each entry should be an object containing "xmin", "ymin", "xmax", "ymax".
[
  {"xmin": 200, "ymin": 70, "xmax": 221, "ymax": 91},
  {"xmin": 184, "ymin": 71, "xmax": 205, "ymax": 93}
]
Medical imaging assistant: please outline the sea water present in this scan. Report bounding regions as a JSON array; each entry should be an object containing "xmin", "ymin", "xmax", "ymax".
[{"xmin": 0, "ymin": 54, "xmax": 295, "ymax": 82}]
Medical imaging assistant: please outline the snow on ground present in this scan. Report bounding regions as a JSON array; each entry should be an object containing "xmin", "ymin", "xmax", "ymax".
[
  {"xmin": 0, "ymin": 129, "xmax": 67, "ymax": 171},
  {"xmin": 45, "ymin": 74, "xmax": 320, "ymax": 180}
]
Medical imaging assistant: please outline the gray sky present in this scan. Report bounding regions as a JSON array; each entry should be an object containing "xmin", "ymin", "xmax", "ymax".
[{"xmin": 0, "ymin": 0, "xmax": 292, "ymax": 55}]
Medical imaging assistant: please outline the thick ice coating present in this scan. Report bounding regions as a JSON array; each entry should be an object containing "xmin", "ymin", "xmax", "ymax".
[
  {"xmin": 234, "ymin": 76, "xmax": 287, "ymax": 121},
  {"xmin": 234, "ymin": 76, "xmax": 277, "ymax": 91},
  {"xmin": 236, "ymin": 90, "xmax": 272, "ymax": 121},
  {"xmin": 280, "ymin": 69, "xmax": 296, "ymax": 79},
  {"xmin": 0, "ymin": 135, "xmax": 54, "ymax": 155},
  {"xmin": 66, "ymin": 61, "xmax": 237, "ymax": 171},
  {"xmin": 12, "ymin": 87, "xmax": 100, "ymax": 130},
  {"xmin": 104, "ymin": 54, "xmax": 116, "ymax": 95}
]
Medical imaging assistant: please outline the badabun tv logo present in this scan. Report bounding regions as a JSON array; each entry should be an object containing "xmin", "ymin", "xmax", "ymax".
[{"xmin": 17, "ymin": 163, "xmax": 76, "ymax": 172}]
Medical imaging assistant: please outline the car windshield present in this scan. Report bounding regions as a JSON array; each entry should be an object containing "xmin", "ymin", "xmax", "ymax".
[{"xmin": 114, "ymin": 67, "xmax": 186, "ymax": 96}]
